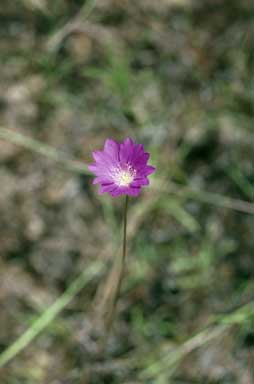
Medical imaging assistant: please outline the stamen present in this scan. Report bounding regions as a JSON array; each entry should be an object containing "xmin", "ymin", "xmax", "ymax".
[{"xmin": 112, "ymin": 164, "xmax": 136, "ymax": 187}]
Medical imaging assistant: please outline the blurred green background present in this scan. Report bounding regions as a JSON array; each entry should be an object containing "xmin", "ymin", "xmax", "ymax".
[{"xmin": 0, "ymin": 0, "xmax": 254, "ymax": 383}]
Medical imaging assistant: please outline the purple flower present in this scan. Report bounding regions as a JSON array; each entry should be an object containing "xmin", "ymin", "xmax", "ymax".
[{"xmin": 88, "ymin": 138, "xmax": 156, "ymax": 197}]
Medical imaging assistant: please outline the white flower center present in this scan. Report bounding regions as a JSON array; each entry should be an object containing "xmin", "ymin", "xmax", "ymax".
[{"xmin": 112, "ymin": 165, "xmax": 136, "ymax": 187}]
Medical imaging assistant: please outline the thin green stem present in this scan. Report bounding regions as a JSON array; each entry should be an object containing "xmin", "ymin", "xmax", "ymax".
[
  {"xmin": 122, "ymin": 195, "xmax": 129, "ymax": 269},
  {"xmin": 104, "ymin": 195, "xmax": 129, "ymax": 333}
]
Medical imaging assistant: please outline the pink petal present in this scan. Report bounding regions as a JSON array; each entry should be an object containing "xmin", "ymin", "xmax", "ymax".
[
  {"xmin": 92, "ymin": 150, "xmax": 105, "ymax": 163},
  {"xmin": 131, "ymin": 177, "xmax": 149, "ymax": 187},
  {"xmin": 104, "ymin": 139, "xmax": 120, "ymax": 161},
  {"xmin": 93, "ymin": 177, "xmax": 114, "ymax": 185},
  {"xmin": 141, "ymin": 165, "xmax": 156, "ymax": 176},
  {"xmin": 127, "ymin": 186, "xmax": 141, "ymax": 196},
  {"xmin": 99, "ymin": 184, "xmax": 118, "ymax": 195},
  {"xmin": 119, "ymin": 137, "xmax": 135, "ymax": 163}
]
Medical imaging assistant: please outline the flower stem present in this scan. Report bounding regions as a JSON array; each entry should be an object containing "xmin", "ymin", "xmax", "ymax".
[
  {"xmin": 104, "ymin": 195, "xmax": 129, "ymax": 334},
  {"xmin": 122, "ymin": 195, "xmax": 129, "ymax": 268}
]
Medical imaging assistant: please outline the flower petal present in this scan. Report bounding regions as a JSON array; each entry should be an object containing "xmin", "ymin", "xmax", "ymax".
[
  {"xmin": 139, "ymin": 165, "xmax": 156, "ymax": 176},
  {"xmin": 110, "ymin": 188, "xmax": 124, "ymax": 197},
  {"xmin": 104, "ymin": 138, "xmax": 120, "ymax": 161},
  {"xmin": 127, "ymin": 186, "xmax": 141, "ymax": 196},
  {"xmin": 119, "ymin": 137, "xmax": 135, "ymax": 163},
  {"xmin": 88, "ymin": 163, "xmax": 113, "ymax": 181},
  {"xmin": 88, "ymin": 163, "xmax": 98, "ymax": 173},
  {"xmin": 131, "ymin": 177, "xmax": 149, "ymax": 187},
  {"xmin": 93, "ymin": 177, "xmax": 114, "ymax": 185},
  {"xmin": 99, "ymin": 184, "xmax": 118, "ymax": 195},
  {"xmin": 132, "ymin": 152, "xmax": 150, "ymax": 168},
  {"xmin": 92, "ymin": 150, "xmax": 105, "ymax": 163}
]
